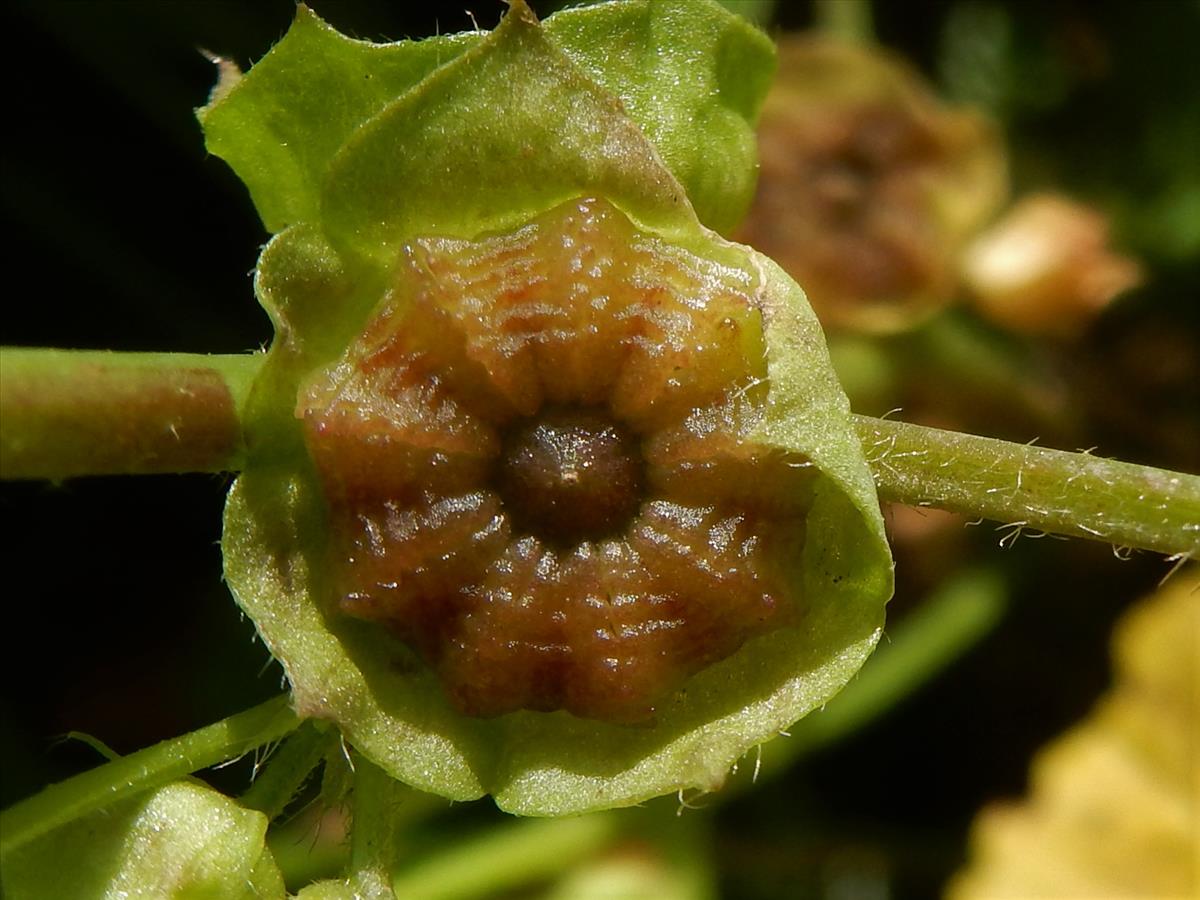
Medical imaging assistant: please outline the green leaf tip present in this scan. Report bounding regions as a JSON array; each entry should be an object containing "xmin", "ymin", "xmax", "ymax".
[
  {"xmin": 545, "ymin": 0, "xmax": 777, "ymax": 233},
  {"xmin": 199, "ymin": 0, "xmax": 775, "ymax": 238},
  {"xmin": 199, "ymin": 3, "xmax": 480, "ymax": 233},
  {"xmin": 214, "ymin": 0, "xmax": 890, "ymax": 816},
  {"xmin": 317, "ymin": 0, "xmax": 699, "ymax": 270}
]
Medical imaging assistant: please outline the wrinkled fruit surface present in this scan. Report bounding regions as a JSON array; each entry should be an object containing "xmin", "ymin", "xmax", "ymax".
[{"xmin": 301, "ymin": 198, "xmax": 815, "ymax": 723}]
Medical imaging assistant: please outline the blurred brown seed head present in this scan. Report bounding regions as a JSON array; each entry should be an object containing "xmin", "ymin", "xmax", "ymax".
[{"xmin": 736, "ymin": 36, "xmax": 1007, "ymax": 333}]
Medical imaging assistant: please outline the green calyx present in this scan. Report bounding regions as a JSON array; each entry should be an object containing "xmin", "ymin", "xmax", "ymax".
[{"xmin": 205, "ymin": 0, "xmax": 892, "ymax": 815}]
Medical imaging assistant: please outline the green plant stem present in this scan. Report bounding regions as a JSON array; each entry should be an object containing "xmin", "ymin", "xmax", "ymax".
[
  {"xmin": 390, "ymin": 814, "xmax": 622, "ymax": 900},
  {"xmin": 0, "ymin": 347, "xmax": 259, "ymax": 479},
  {"xmin": 0, "ymin": 695, "xmax": 299, "ymax": 857},
  {"xmin": 240, "ymin": 720, "xmax": 334, "ymax": 822},
  {"xmin": 855, "ymin": 415, "xmax": 1200, "ymax": 557},
  {"xmin": 3, "ymin": 349, "xmax": 1196, "ymax": 557},
  {"xmin": 346, "ymin": 757, "xmax": 410, "ymax": 899}
]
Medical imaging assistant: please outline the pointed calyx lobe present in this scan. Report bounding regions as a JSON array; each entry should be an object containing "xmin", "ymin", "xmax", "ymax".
[{"xmin": 300, "ymin": 198, "xmax": 815, "ymax": 723}]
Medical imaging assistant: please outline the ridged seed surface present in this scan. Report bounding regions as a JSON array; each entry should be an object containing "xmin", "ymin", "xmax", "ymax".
[{"xmin": 301, "ymin": 198, "xmax": 814, "ymax": 722}]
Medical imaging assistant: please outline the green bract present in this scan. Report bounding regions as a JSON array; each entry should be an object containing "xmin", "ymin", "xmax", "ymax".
[
  {"xmin": 1, "ymin": 782, "xmax": 283, "ymax": 899},
  {"xmin": 207, "ymin": 0, "xmax": 892, "ymax": 814},
  {"xmin": 198, "ymin": 0, "xmax": 772, "ymax": 237}
]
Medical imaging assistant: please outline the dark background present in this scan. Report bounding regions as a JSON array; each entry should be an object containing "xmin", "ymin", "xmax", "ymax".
[{"xmin": 2, "ymin": 2, "xmax": 1196, "ymax": 897}]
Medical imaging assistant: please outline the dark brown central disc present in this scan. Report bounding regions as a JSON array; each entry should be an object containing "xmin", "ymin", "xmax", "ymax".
[{"xmin": 498, "ymin": 408, "xmax": 643, "ymax": 546}]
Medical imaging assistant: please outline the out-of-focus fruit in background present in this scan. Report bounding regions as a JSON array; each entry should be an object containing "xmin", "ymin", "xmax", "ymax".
[{"xmin": 735, "ymin": 35, "xmax": 1007, "ymax": 334}]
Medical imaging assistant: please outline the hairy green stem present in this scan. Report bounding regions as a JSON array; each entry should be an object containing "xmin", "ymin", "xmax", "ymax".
[
  {"xmin": 0, "ymin": 695, "xmax": 299, "ymax": 857},
  {"xmin": 855, "ymin": 415, "xmax": 1200, "ymax": 558},
  {"xmin": 240, "ymin": 720, "xmax": 334, "ymax": 822},
  {"xmin": 346, "ymin": 757, "xmax": 410, "ymax": 899},
  {"xmin": 3, "ymin": 349, "xmax": 1196, "ymax": 557},
  {"xmin": 0, "ymin": 347, "xmax": 259, "ymax": 479}
]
